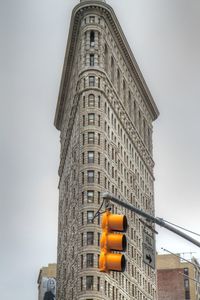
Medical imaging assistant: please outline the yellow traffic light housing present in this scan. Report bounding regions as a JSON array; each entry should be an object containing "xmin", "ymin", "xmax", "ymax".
[{"xmin": 99, "ymin": 210, "xmax": 127, "ymax": 272}]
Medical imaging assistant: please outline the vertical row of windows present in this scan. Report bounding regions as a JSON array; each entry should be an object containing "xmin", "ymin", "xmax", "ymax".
[
  {"xmin": 103, "ymin": 46, "xmax": 152, "ymax": 152},
  {"xmin": 84, "ymin": 30, "xmax": 100, "ymax": 66}
]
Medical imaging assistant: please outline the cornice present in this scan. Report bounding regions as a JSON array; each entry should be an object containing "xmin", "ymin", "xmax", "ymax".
[{"xmin": 54, "ymin": 1, "xmax": 159, "ymax": 130}]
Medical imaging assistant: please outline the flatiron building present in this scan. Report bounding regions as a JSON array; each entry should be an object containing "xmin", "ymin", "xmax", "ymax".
[{"xmin": 54, "ymin": 0, "xmax": 159, "ymax": 299}]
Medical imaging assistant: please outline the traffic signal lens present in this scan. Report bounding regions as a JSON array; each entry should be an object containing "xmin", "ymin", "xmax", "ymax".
[
  {"xmin": 101, "ymin": 233, "xmax": 126, "ymax": 251},
  {"xmin": 107, "ymin": 233, "xmax": 126, "ymax": 251},
  {"xmin": 102, "ymin": 214, "xmax": 127, "ymax": 231},
  {"xmin": 100, "ymin": 253, "xmax": 126, "ymax": 272}
]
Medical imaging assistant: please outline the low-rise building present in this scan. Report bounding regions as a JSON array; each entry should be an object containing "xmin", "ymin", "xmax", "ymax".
[
  {"xmin": 157, "ymin": 253, "xmax": 200, "ymax": 300},
  {"xmin": 37, "ymin": 263, "xmax": 57, "ymax": 300}
]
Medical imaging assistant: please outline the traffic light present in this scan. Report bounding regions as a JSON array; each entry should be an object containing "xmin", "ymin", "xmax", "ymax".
[{"xmin": 99, "ymin": 210, "xmax": 127, "ymax": 273}]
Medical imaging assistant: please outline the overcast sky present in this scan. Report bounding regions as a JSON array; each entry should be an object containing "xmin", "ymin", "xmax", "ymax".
[{"xmin": 1, "ymin": 0, "xmax": 200, "ymax": 299}]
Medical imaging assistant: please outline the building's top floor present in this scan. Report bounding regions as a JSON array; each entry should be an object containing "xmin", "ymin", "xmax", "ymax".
[
  {"xmin": 37, "ymin": 263, "xmax": 57, "ymax": 284},
  {"xmin": 54, "ymin": 0, "xmax": 159, "ymax": 130},
  {"xmin": 157, "ymin": 253, "xmax": 200, "ymax": 272}
]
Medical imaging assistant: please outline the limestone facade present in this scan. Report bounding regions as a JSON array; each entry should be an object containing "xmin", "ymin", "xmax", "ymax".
[{"xmin": 54, "ymin": 1, "xmax": 159, "ymax": 299}]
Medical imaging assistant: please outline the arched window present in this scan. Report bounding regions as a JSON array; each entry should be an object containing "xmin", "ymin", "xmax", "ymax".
[{"xmin": 90, "ymin": 31, "xmax": 95, "ymax": 47}]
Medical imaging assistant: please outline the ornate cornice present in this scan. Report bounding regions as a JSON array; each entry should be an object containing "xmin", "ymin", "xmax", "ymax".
[{"xmin": 54, "ymin": 1, "xmax": 159, "ymax": 130}]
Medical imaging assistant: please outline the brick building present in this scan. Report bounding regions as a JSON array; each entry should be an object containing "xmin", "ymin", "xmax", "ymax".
[
  {"xmin": 54, "ymin": 0, "xmax": 159, "ymax": 299},
  {"xmin": 157, "ymin": 253, "xmax": 200, "ymax": 300}
]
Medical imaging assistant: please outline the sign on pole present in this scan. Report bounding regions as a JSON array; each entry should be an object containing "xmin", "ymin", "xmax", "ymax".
[{"xmin": 143, "ymin": 230, "xmax": 155, "ymax": 269}]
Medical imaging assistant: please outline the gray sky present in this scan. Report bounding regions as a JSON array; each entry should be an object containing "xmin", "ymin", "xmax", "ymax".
[{"xmin": 0, "ymin": 0, "xmax": 200, "ymax": 299}]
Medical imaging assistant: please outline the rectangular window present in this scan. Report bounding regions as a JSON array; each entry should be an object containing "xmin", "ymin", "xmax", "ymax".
[
  {"xmin": 82, "ymin": 191, "xmax": 84, "ymax": 204},
  {"xmin": 80, "ymin": 277, "xmax": 83, "ymax": 291},
  {"xmin": 90, "ymin": 54, "xmax": 94, "ymax": 66},
  {"xmin": 98, "ymin": 133, "xmax": 100, "ymax": 145},
  {"xmin": 97, "ymin": 277, "xmax": 100, "ymax": 291},
  {"xmin": 90, "ymin": 31, "xmax": 95, "ymax": 47},
  {"xmin": 88, "ymin": 132, "xmax": 95, "ymax": 144},
  {"xmin": 87, "ymin": 170, "xmax": 94, "ymax": 183},
  {"xmin": 87, "ymin": 232, "xmax": 94, "ymax": 245},
  {"xmin": 89, "ymin": 76, "xmax": 95, "ymax": 87},
  {"xmin": 98, "ymin": 191, "xmax": 100, "ymax": 204},
  {"xmin": 184, "ymin": 279, "xmax": 189, "ymax": 289},
  {"xmin": 87, "ymin": 211, "xmax": 94, "ymax": 223},
  {"xmin": 86, "ymin": 253, "xmax": 94, "ymax": 267},
  {"xmin": 81, "ymin": 255, "xmax": 83, "ymax": 269},
  {"xmin": 82, "ymin": 172, "xmax": 84, "ymax": 184},
  {"xmin": 81, "ymin": 212, "xmax": 84, "ymax": 225},
  {"xmin": 87, "ymin": 190, "xmax": 94, "ymax": 203},
  {"xmin": 98, "ymin": 96, "xmax": 101, "ymax": 108},
  {"xmin": 88, "ymin": 113, "xmax": 95, "ymax": 125},
  {"xmin": 82, "ymin": 153, "xmax": 85, "ymax": 164},
  {"xmin": 184, "ymin": 268, "xmax": 189, "ymax": 275},
  {"xmin": 98, "ymin": 232, "xmax": 100, "ymax": 246},
  {"xmin": 88, "ymin": 151, "xmax": 94, "ymax": 163},
  {"xmin": 98, "ymin": 115, "xmax": 100, "ymax": 126},
  {"xmin": 98, "ymin": 152, "xmax": 100, "ymax": 164},
  {"xmin": 185, "ymin": 291, "xmax": 190, "ymax": 299},
  {"xmin": 86, "ymin": 276, "xmax": 93, "ymax": 290},
  {"xmin": 98, "ymin": 172, "xmax": 100, "ymax": 184},
  {"xmin": 89, "ymin": 16, "xmax": 95, "ymax": 23},
  {"xmin": 82, "ymin": 133, "xmax": 85, "ymax": 145},
  {"xmin": 88, "ymin": 94, "xmax": 95, "ymax": 107},
  {"xmin": 83, "ymin": 115, "xmax": 85, "ymax": 126}
]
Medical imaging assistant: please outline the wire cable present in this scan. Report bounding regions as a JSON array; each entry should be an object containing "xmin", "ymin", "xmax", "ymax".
[
  {"xmin": 161, "ymin": 247, "xmax": 199, "ymax": 268},
  {"xmin": 161, "ymin": 219, "xmax": 200, "ymax": 237},
  {"xmin": 92, "ymin": 198, "xmax": 109, "ymax": 222}
]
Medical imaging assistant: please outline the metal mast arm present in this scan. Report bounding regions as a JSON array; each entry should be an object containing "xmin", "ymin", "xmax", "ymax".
[{"xmin": 103, "ymin": 193, "xmax": 200, "ymax": 248}]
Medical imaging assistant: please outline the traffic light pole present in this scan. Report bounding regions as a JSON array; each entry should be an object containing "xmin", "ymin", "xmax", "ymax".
[{"xmin": 102, "ymin": 192, "xmax": 200, "ymax": 249}]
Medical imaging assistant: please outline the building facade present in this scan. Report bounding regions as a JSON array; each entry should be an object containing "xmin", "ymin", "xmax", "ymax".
[
  {"xmin": 37, "ymin": 263, "xmax": 57, "ymax": 300},
  {"xmin": 54, "ymin": 0, "xmax": 159, "ymax": 299},
  {"xmin": 157, "ymin": 254, "xmax": 200, "ymax": 300}
]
